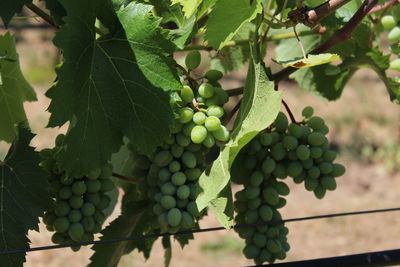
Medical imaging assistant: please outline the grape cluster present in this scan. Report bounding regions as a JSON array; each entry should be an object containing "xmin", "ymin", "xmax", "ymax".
[
  {"xmin": 380, "ymin": 6, "xmax": 400, "ymax": 71},
  {"xmin": 40, "ymin": 135, "xmax": 115, "ymax": 251},
  {"xmin": 136, "ymin": 52, "xmax": 230, "ymax": 233},
  {"xmin": 232, "ymin": 106, "xmax": 345, "ymax": 264}
]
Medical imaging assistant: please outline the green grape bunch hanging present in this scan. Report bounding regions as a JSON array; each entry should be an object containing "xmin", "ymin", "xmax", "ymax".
[
  {"xmin": 232, "ymin": 106, "xmax": 345, "ymax": 264},
  {"xmin": 132, "ymin": 51, "xmax": 231, "ymax": 234},
  {"xmin": 380, "ymin": 5, "xmax": 400, "ymax": 71},
  {"xmin": 40, "ymin": 135, "xmax": 116, "ymax": 251}
]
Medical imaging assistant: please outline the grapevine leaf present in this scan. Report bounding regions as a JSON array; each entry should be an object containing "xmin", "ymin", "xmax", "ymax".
[
  {"xmin": 89, "ymin": 198, "xmax": 154, "ymax": 266},
  {"xmin": 0, "ymin": 0, "xmax": 31, "ymax": 26},
  {"xmin": 275, "ymin": 31, "xmax": 322, "ymax": 62},
  {"xmin": 0, "ymin": 127, "xmax": 51, "ymax": 266},
  {"xmin": 170, "ymin": 15, "xmax": 197, "ymax": 49},
  {"xmin": 150, "ymin": 0, "xmax": 185, "ymax": 26},
  {"xmin": 174, "ymin": 232, "xmax": 194, "ymax": 248},
  {"xmin": 0, "ymin": 33, "xmax": 36, "ymax": 143},
  {"xmin": 117, "ymin": 2, "xmax": 182, "ymax": 91},
  {"xmin": 46, "ymin": 0, "xmax": 174, "ymax": 176},
  {"xmin": 162, "ymin": 236, "xmax": 172, "ymax": 267},
  {"xmin": 171, "ymin": 0, "xmax": 202, "ymax": 18},
  {"xmin": 336, "ymin": 0, "xmax": 361, "ymax": 21},
  {"xmin": 291, "ymin": 62, "xmax": 357, "ymax": 100},
  {"xmin": 205, "ymin": 0, "xmax": 262, "ymax": 49},
  {"xmin": 279, "ymin": 53, "xmax": 340, "ymax": 68},
  {"xmin": 42, "ymin": 0, "xmax": 66, "ymax": 26},
  {"xmin": 196, "ymin": 58, "xmax": 282, "ymax": 227}
]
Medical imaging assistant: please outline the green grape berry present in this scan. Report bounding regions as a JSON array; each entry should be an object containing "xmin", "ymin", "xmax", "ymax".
[
  {"xmin": 382, "ymin": 15, "xmax": 397, "ymax": 30},
  {"xmin": 53, "ymin": 217, "xmax": 70, "ymax": 233},
  {"xmin": 68, "ymin": 223, "xmax": 84, "ymax": 242},
  {"xmin": 185, "ymin": 50, "xmax": 201, "ymax": 70},
  {"xmin": 190, "ymin": 125, "xmax": 208, "ymax": 144},
  {"xmin": 198, "ymin": 83, "xmax": 215, "ymax": 98},
  {"xmin": 274, "ymin": 112, "xmax": 288, "ymax": 132},
  {"xmin": 204, "ymin": 116, "xmax": 221, "ymax": 131},
  {"xmin": 205, "ymin": 69, "xmax": 223, "ymax": 81},
  {"xmin": 171, "ymin": 172, "xmax": 186, "ymax": 186},
  {"xmin": 207, "ymin": 105, "xmax": 224, "ymax": 118},
  {"xmin": 182, "ymin": 151, "xmax": 197, "ymax": 168},
  {"xmin": 180, "ymin": 85, "xmax": 194, "ymax": 103},
  {"xmin": 167, "ymin": 208, "xmax": 182, "ymax": 227},
  {"xmin": 179, "ymin": 107, "xmax": 194, "ymax": 124},
  {"xmin": 193, "ymin": 112, "xmax": 207, "ymax": 125},
  {"xmin": 389, "ymin": 26, "xmax": 400, "ymax": 42},
  {"xmin": 302, "ymin": 106, "xmax": 314, "ymax": 118},
  {"xmin": 389, "ymin": 58, "xmax": 400, "ymax": 71}
]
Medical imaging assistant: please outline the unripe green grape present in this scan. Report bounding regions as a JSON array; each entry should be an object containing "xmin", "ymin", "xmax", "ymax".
[
  {"xmin": 247, "ymin": 197, "xmax": 261, "ymax": 210},
  {"xmin": 288, "ymin": 150, "xmax": 298, "ymax": 161},
  {"xmin": 259, "ymin": 249, "xmax": 273, "ymax": 263},
  {"xmin": 171, "ymin": 121, "xmax": 183, "ymax": 134},
  {"xmin": 51, "ymin": 233, "xmax": 65, "ymax": 244},
  {"xmin": 205, "ymin": 95, "xmax": 220, "ymax": 106},
  {"xmin": 179, "ymin": 107, "xmax": 194, "ymax": 124},
  {"xmin": 55, "ymin": 201, "xmax": 70, "ymax": 217},
  {"xmin": 389, "ymin": 58, "xmax": 400, "ymax": 71},
  {"xmin": 271, "ymin": 143, "xmax": 286, "ymax": 161},
  {"xmin": 69, "ymin": 195, "xmax": 84, "ymax": 209},
  {"xmin": 263, "ymin": 187, "xmax": 279, "ymax": 206},
  {"xmin": 81, "ymin": 202, "xmax": 95, "ymax": 217},
  {"xmin": 180, "ymin": 85, "xmax": 194, "ymax": 103},
  {"xmin": 248, "ymin": 140, "xmax": 262, "ymax": 154},
  {"xmin": 82, "ymin": 217, "xmax": 95, "ymax": 232},
  {"xmin": 267, "ymin": 239, "xmax": 282, "ymax": 254},
  {"xmin": 100, "ymin": 179, "xmax": 115, "ymax": 192},
  {"xmin": 275, "ymin": 197, "xmax": 287, "ymax": 209},
  {"xmin": 259, "ymin": 205, "xmax": 273, "ymax": 222},
  {"xmin": 202, "ymin": 132, "xmax": 216, "ymax": 148},
  {"xmin": 158, "ymin": 168, "xmax": 171, "ymax": 182},
  {"xmin": 204, "ymin": 116, "xmax": 221, "ymax": 131},
  {"xmin": 182, "ymin": 151, "xmax": 197, "ymax": 168},
  {"xmin": 185, "ymin": 143, "xmax": 201, "ymax": 152},
  {"xmin": 260, "ymin": 133, "xmax": 272, "ymax": 146},
  {"xmin": 168, "ymin": 160, "xmax": 181, "ymax": 173},
  {"xmin": 307, "ymin": 116, "xmax": 325, "ymax": 131},
  {"xmin": 382, "ymin": 15, "xmax": 397, "ymax": 30},
  {"xmin": 167, "ymin": 208, "xmax": 182, "ymax": 227},
  {"xmin": 301, "ymin": 158, "xmax": 313, "ymax": 169},
  {"xmin": 321, "ymin": 176, "xmax": 337, "ymax": 190},
  {"xmin": 171, "ymin": 144, "xmax": 184, "ymax": 158},
  {"xmin": 177, "ymin": 185, "xmax": 190, "ymax": 199},
  {"xmin": 296, "ymin": 145, "xmax": 310, "ymax": 160},
  {"xmin": 193, "ymin": 112, "xmax": 207, "ymax": 125},
  {"xmin": 266, "ymin": 227, "xmax": 280, "ymax": 239},
  {"xmin": 186, "ymin": 201, "xmax": 200, "ymax": 217},
  {"xmin": 68, "ymin": 223, "xmax": 84, "ymax": 242},
  {"xmin": 274, "ymin": 182, "xmax": 290, "ymax": 196},
  {"xmin": 53, "ymin": 217, "xmax": 70, "ymax": 233},
  {"xmin": 262, "ymin": 157, "xmax": 276, "ymax": 174},
  {"xmin": 253, "ymin": 232, "xmax": 267, "ymax": 248},
  {"xmin": 190, "ymin": 125, "xmax": 208, "ymax": 144},
  {"xmin": 272, "ymin": 163, "xmax": 287, "ymax": 179},
  {"xmin": 332, "ymin": 163, "xmax": 346, "ymax": 177},
  {"xmin": 389, "ymin": 27, "xmax": 400, "ymax": 42},
  {"xmin": 288, "ymin": 123, "xmax": 303, "ymax": 139},
  {"xmin": 71, "ymin": 181, "xmax": 87, "ymax": 195},
  {"xmin": 304, "ymin": 177, "xmax": 319, "ymax": 191},
  {"xmin": 205, "ymin": 69, "xmax": 223, "ymax": 81},
  {"xmin": 154, "ymin": 150, "xmax": 173, "ymax": 167},
  {"xmin": 293, "ymin": 174, "xmax": 305, "ymax": 184},
  {"xmin": 43, "ymin": 212, "xmax": 56, "ymax": 226},
  {"xmin": 313, "ymin": 185, "xmax": 326, "ymax": 199},
  {"xmin": 94, "ymin": 210, "xmax": 105, "ymax": 223},
  {"xmin": 244, "ymin": 210, "xmax": 259, "ymax": 224},
  {"xmin": 183, "ymin": 122, "xmax": 196, "ymax": 136},
  {"xmin": 207, "ymin": 105, "xmax": 224, "ymax": 118},
  {"xmin": 273, "ymin": 112, "xmax": 288, "ymax": 132},
  {"xmin": 308, "ymin": 132, "xmax": 326, "ymax": 146},
  {"xmin": 160, "ymin": 195, "xmax": 176, "ymax": 210},
  {"xmin": 310, "ymin": 147, "xmax": 323, "ymax": 159},
  {"xmin": 171, "ymin": 172, "xmax": 186, "ymax": 186},
  {"xmin": 96, "ymin": 195, "xmax": 110, "ymax": 211},
  {"xmin": 308, "ymin": 166, "xmax": 321, "ymax": 179},
  {"xmin": 198, "ymin": 83, "xmax": 215, "ymax": 98},
  {"xmin": 160, "ymin": 182, "xmax": 175, "ymax": 196},
  {"xmin": 59, "ymin": 186, "xmax": 72, "ymax": 199},
  {"xmin": 319, "ymin": 162, "xmax": 333, "ymax": 174},
  {"xmin": 210, "ymin": 125, "xmax": 230, "ymax": 142},
  {"xmin": 86, "ymin": 180, "xmax": 101, "ymax": 193},
  {"xmin": 87, "ymin": 168, "xmax": 101, "ymax": 180},
  {"xmin": 85, "ymin": 193, "xmax": 100, "ymax": 206},
  {"xmin": 181, "ymin": 211, "xmax": 195, "ymax": 229},
  {"xmin": 243, "ymin": 244, "xmax": 260, "ymax": 259},
  {"xmin": 287, "ymin": 161, "xmax": 303, "ymax": 177},
  {"xmin": 177, "ymin": 199, "xmax": 188, "ymax": 208},
  {"xmin": 68, "ymin": 209, "xmax": 82, "ymax": 223},
  {"xmin": 185, "ymin": 50, "xmax": 201, "ymax": 70},
  {"xmin": 245, "ymin": 186, "xmax": 261, "ymax": 199},
  {"xmin": 214, "ymin": 86, "xmax": 229, "ymax": 104},
  {"xmin": 302, "ymin": 106, "xmax": 314, "ymax": 118},
  {"xmin": 176, "ymin": 133, "xmax": 191, "ymax": 147},
  {"xmin": 283, "ymin": 136, "xmax": 298, "ymax": 150},
  {"xmin": 250, "ymin": 171, "xmax": 264, "ymax": 186},
  {"xmin": 185, "ymin": 168, "xmax": 201, "ymax": 181}
]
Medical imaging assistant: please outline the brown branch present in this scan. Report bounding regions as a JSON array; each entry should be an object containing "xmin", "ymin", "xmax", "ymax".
[
  {"xmin": 226, "ymin": 87, "xmax": 244, "ymax": 97},
  {"xmin": 273, "ymin": 0, "xmax": 379, "ymax": 83},
  {"xmin": 26, "ymin": 3, "xmax": 59, "ymax": 29},
  {"xmin": 282, "ymin": 99, "xmax": 297, "ymax": 123},
  {"xmin": 112, "ymin": 172, "xmax": 140, "ymax": 184},
  {"xmin": 304, "ymin": 0, "xmax": 353, "ymax": 27},
  {"xmin": 368, "ymin": 0, "xmax": 400, "ymax": 14},
  {"xmin": 225, "ymin": 99, "xmax": 242, "ymax": 124}
]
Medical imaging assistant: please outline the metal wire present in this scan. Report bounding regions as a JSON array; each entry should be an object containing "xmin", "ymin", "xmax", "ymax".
[{"xmin": 1, "ymin": 206, "xmax": 399, "ymax": 256}]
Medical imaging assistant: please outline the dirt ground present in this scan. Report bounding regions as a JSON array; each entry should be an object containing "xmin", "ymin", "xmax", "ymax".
[{"xmin": 1, "ymin": 28, "xmax": 400, "ymax": 267}]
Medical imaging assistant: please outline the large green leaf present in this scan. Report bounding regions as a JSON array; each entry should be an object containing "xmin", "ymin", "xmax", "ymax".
[
  {"xmin": 0, "ymin": 127, "xmax": 51, "ymax": 266},
  {"xmin": 171, "ymin": 0, "xmax": 202, "ymax": 18},
  {"xmin": 196, "ymin": 59, "xmax": 282, "ymax": 227},
  {"xmin": 205, "ymin": 0, "xmax": 262, "ymax": 49},
  {"xmin": 46, "ymin": 0, "xmax": 174, "ymax": 176},
  {"xmin": 0, "ymin": 33, "xmax": 36, "ymax": 143},
  {"xmin": 117, "ymin": 2, "xmax": 181, "ymax": 91},
  {"xmin": 0, "ymin": 0, "xmax": 31, "ymax": 26}
]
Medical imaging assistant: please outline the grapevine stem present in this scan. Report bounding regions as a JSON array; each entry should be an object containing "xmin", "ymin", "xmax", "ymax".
[
  {"xmin": 303, "ymin": 0, "xmax": 353, "ymax": 28},
  {"xmin": 282, "ymin": 99, "xmax": 297, "ymax": 123},
  {"xmin": 273, "ymin": 0, "xmax": 379, "ymax": 83},
  {"xmin": 26, "ymin": 3, "xmax": 59, "ymax": 29},
  {"xmin": 111, "ymin": 172, "xmax": 139, "ymax": 184},
  {"xmin": 225, "ymin": 98, "xmax": 242, "ymax": 124},
  {"xmin": 226, "ymin": 87, "xmax": 244, "ymax": 97}
]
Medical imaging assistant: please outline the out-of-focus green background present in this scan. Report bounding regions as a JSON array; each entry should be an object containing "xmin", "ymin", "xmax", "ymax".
[{"xmin": 1, "ymin": 9, "xmax": 400, "ymax": 267}]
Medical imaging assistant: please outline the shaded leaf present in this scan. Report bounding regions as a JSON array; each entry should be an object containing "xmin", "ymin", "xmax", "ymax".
[
  {"xmin": 0, "ymin": 0, "xmax": 31, "ymax": 26},
  {"xmin": 279, "ymin": 53, "xmax": 340, "ymax": 68}
]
